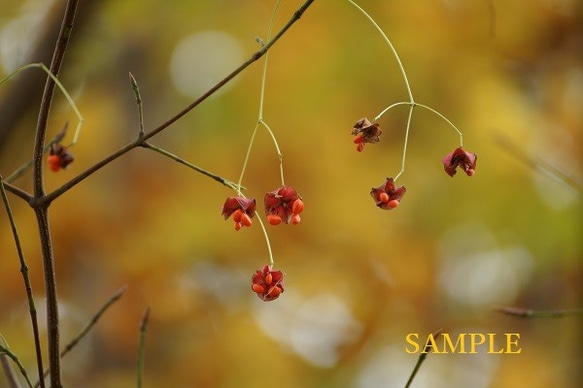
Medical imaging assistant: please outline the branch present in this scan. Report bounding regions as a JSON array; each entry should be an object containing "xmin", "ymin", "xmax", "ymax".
[
  {"xmin": 31, "ymin": 1, "xmax": 80, "ymax": 387},
  {"xmin": 0, "ymin": 177, "xmax": 44, "ymax": 388},
  {"xmin": 43, "ymin": 0, "xmax": 317, "ymax": 204}
]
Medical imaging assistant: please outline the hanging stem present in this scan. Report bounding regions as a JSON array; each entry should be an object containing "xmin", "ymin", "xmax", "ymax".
[
  {"xmin": 415, "ymin": 103, "xmax": 463, "ymax": 146},
  {"xmin": 346, "ymin": 0, "xmax": 414, "ymax": 103},
  {"xmin": 0, "ymin": 63, "xmax": 84, "ymax": 147},
  {"xmin": 394, "ymin": 105, "xmax": 414, "ymax": 181},
  {"xmin": 260, "ymin": 120, "xmax": 285, "ymax": 186},
  {"xmin": 255, "ymin": 215, "xmax": 275, "ymax": 267},
  {"xmin": 238, "ymin": 0, "xmax": 285, "ymax": 190}
]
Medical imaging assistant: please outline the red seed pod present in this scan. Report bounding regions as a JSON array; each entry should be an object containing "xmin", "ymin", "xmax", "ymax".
[
  {"xmin": 232, "ymin": 209, "xmax": 243, "ymax": 223},
  {"xmin": 387, "ymin": 199, "xmax": 400, "ymax": 209},
  {"xmin": 252, "ymin": 283, "xmax": 266, "ymax": 294},
  {"xmin": 292, "ymin": 199, "xmax": 304, "ymax": 214},
  {"xmin": 291, "ymin": 213, "xmax": 301, "ymax": 225},
  {"xmin": 240, "ymin": 212, "xmax": 252, "ymax": 227},
  {"xmin": 267, "ymin": 214, "xmax": 282, "ymax": 226},
  {"xmin": 267, "ymin": 286, "xmax": 281, "ymax": 299},
  {"xmin": 47, "ymin": 155, "xmax": 61, "ymax": 172},
  {"xmin": 265, "ymin": 272, "xmax": 273, "ymax": 285},
  {"xmin": 379, "ymin": 192, "xmax": 390, "ymax": 203}
]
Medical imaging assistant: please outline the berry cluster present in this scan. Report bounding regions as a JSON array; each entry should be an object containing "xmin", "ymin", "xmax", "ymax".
[
  {"xmin": 47, "ymin": 143, "xmax": 74, "ymax": 172},
  {"xmin": 352, "ymin": 118, "xmax": 477, "ymax": 209},
  {"xmin": 222, "ymin": 186, "xmax": 303, "ymax": 302}
]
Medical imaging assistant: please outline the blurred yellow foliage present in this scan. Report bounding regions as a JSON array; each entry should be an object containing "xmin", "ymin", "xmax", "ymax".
[{"xmin": 0, "ymin": 0, "xmax": 581, "ymax": 387}]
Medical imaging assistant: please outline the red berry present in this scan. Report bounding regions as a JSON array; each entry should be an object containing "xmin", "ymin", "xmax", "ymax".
[
  {"xmin": 47, "ymin": 155, "xmax": 61, "ymax": 172},
  {"xmin": 265, "ymin": 273, "xmax": 273, "ymax": 285},
  {"xmin": 292, "ymin": 199, "xmax": 304, "ymax": 214},
  {"xmin": 232, "ymin": 209, "xmax": 243, "ymax": 223},
  {"xmin": 356, "ymin": 143, "xmax": 365, "ymax": 152},
  {"xmin": 267, "ymin": 214, "xmax": 282, "ymax": 226},
  {"xmin": 379, "ymin": 192, "xmax": 389, "ymax": 203},
  {"xmin": 240, "ymin": 213, "xmax": 252, "ymax": 227},
  {"xmin": 266, "ymin": 286, "xmax": 281, "ymax": 298},
  {"xmin": 291, "ymin": 213, "xmax": 301, "ymax": 225},
  {"xmin": 252, "ymin": 284, "xmax": 266, "ymax": 294},
  {"xmin": 387, "ymin": 199, "xmax": 400, "ymax": 209},
  {"xmin": 353, "ymin": 134, "xmax": 364, "ymax": 144}
]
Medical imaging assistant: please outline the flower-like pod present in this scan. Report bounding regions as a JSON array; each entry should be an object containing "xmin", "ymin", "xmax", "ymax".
[
  {"xmin": 264, "ymin": 186, "xmax": 304, "ymax": 225},
  {"xmin": 221, "ymin": 196, "xmax": 256, "ymax": 230},
  {"xmin": 370, "ymin": 177, "xmax": 406, "ymax": 210},
  {"xmin": 442, "ymin": 147, "xmax": 477, "ymax": 177},
  {"xmin": 251, "ymin": 265, "xmax": 284, "ymax": 302},
  {"xmin": 352, "ymin": 118, "xmax": 382, "ymax": 152}
]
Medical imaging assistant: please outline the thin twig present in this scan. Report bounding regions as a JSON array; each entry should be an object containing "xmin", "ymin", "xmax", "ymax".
[
  {"xmin": 129, "ymin": 72, "xmax": 145, "ymax": 137},
  {"xmin": 137, "ymin": 307, "xmax": 151, "ymax": 388},
  {"xmin": 34, "ymin": 286, "xmax": 128, "ymax": 388},
  {"xmin": 404, "ymin": 329, "xmax": 442, "ymax": 388},
  {"xmin": 0, "ymin": 177, "xmax": 44, "ymax": 388},
  {"xmin": 142, "ymin": 143, "xmax": 243, "ymax": 191},
  {"xmin": 496, "ymin": 306, "xmax": 583, "ymax": 318}
]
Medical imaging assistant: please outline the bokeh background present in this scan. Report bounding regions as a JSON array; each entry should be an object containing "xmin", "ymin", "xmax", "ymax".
[{"xmin": 0, "ymin": 0, "xmax": 581, "ymax": 387}]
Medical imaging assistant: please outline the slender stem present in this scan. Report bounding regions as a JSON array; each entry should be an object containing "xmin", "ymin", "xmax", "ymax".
[
  {"xmin": 404, "ymin": 329, "xmax": 442, "ymax": 388},
  {"xmin": 0, "ymin": 63, "xmax": 83, "ymax": 145},
  {"xmin": 255, "ymin": 215, "xmax": 274, "ymax": 267},
  {"xmin": 393, "ymin": 105, "xmax": 414, "ymax": 181},
  {"xmin": 136, "ymin": 307, "xmax": 151, "ymax": 388},
  {"xmin": 62, "ymin": 286, "xmax": 127, "ymax": 357},
  {"xmin": 237, "ymin": 121, "xmax": 260, "ymax": 194},
  {"xmin": 0, "ymin": 177, "xmax": 44, "ymax": 388},
  {"xmin": 257, "ymin": 0, "xmax": 281, "ymax": 119},
  {"xmin": 1, "ymin": 62, "xmax": 83, "ymax": 183},
  {"xmin": 129, "ymin": 72, "xmax": 145, "ymax": 137},
  {"xmin": 373, "ymin": 101, "xmax": 411, "ymax": 122},
  {"xmin": 346, "ymin": 0, "xmax": 414, "ymax": 103},
  {"xmin": 415, "ymin": 103, "xmax": 463, "ymax": 147},
  {"xmin": 239, "ymin": 0, "xmax": 285, "ymax": 190},
  {"xmin": 143, "ymin": 142, "xmax": 243, "ymax": 191},
  {"xmin": 496, "ymin": 306, "xmax": 583, "ymax": 318},
  {"xmin": 260, "ymin": 120, "xmax": 285, "ymax": 186},
  {"xmin": 34, "ymin": 286, "xmax": 127, "ymax": 388}
]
